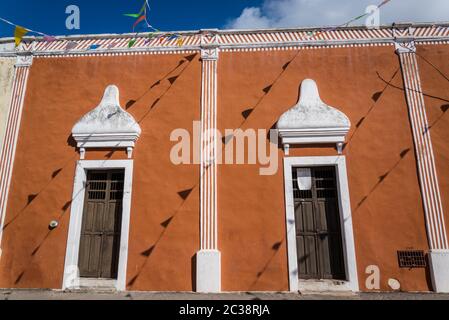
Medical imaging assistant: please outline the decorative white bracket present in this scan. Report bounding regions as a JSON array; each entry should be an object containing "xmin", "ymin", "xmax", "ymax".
[
  {"xmin": 200, "ymin": 29, "xmax": 219, "ymax": 61},
  {"xmin": 15, "ymin": 54, "xmax": 33, "ymax": 67},
  {"xmin": 277, "ymin": 79, "xmax": 351, "ymax": 155},
  {"xmin": 394, "ymin": 39, "xmax": 416, "ymax": 54},
  {"xmin": 72, "ymin": 85, "xmax": 141, "ymax": 159}
]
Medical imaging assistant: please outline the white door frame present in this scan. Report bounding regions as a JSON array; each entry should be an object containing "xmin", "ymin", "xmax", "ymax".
[
  {"xmin": 62, "ymin": 159, "xmax": 134, "ymax": 291},
  {"xmin": 283, "ymin": 156, "xmax": 359, "ymax": 292}
]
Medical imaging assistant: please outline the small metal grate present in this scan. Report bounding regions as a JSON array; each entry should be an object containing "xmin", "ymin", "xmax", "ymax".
[
  {"xmin": 86, "ymin": 170, "xmax": 124, "ymax": 201},
  {"xmin": 397, "ymin": 250, "xmax": 426, "ymax": 268},
  {"xmin": 292, "ymin": 167, "xmax": 337, "ymax": 200}
]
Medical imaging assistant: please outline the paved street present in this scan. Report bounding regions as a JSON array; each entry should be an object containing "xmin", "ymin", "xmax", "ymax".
[{"xmin": 1, "ymin": 290, "xmax": 449, "ymax": 300}]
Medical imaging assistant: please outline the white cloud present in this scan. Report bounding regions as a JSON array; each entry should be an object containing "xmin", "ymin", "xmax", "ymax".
[{"xmin": 225, "ymin": 0, "xmax": 449, "ymax": 29}]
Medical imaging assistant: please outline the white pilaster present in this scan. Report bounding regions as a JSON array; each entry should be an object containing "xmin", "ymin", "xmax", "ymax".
[
  {"xmin": 396, "ymin": 40, "xmax": 449, "ymax": 292},
  {"xmin": 197, "ymin": 30, "xmax": 221, "ymax": 293}
]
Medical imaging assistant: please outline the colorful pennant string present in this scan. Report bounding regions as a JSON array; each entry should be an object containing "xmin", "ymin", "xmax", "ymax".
[
  {"xmin": 0, "ymin": 0, "xmax": 394, "ymax": 50},
  {"xmin": 307, "ymin": 0, "xmax": 393, "ymax": 40},
  {"xmin": 0, "ymin": 17, "xmax": 55, "ymax": 47},
  {"xmin": 123, "ymin": 0, "xmax": 186, "ymax": 46}
]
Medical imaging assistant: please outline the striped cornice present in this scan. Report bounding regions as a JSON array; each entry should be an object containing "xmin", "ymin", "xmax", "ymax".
[{"xmin": 0, "ymin": 23, "xmax": 448, "ymax": 57}]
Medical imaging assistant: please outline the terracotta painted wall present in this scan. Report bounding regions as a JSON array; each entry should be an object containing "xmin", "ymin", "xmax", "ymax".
[
  {"xmin": 0, "ymin": 53, "xmax": 202, "ymax": 291},
  {"xmin": 1, "ymin": 44, "xmax": 448, "ymax": 292},
  {"xmin": 218, "ymin": 45, "xmax": 432, "ymax": 292},
  {"xmin": 0, "ymin": 58, "xmax": 15, "ymax": 149}
]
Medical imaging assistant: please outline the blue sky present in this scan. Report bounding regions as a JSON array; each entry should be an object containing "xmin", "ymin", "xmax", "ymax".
[
  {"xmin": 0, "ymin": 0, "xmax": 448, "ymax": 38},
  {"xmin": 0, "ymin": 0, "xmax": 262, "ymax": 36}
]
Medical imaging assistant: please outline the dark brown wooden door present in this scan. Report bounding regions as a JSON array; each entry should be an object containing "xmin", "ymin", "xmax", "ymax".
[
  {"xmin": 293, "ymin": 166, "xmax": 346, "ymax": 280},
  {"xmin": 78, "ymin": 170, "xmax": 124, "ymax": 279}
]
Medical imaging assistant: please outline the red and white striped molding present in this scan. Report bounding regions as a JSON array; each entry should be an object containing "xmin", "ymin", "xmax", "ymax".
[{"xmin": 0, "ymin": 23, "xmax": 448, "ymax": 57}]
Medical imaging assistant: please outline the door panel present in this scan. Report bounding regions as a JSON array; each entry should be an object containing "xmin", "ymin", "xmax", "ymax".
[
  {"xmin": 293, "ymin": 166, "xmax": 346, "ymax": 280},
  {"xmin": 78, "ymin": 170, "xmax": 124, "ymax": 279}
]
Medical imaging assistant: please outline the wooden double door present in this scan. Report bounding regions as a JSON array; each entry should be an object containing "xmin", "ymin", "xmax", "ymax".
[
  {"xmin": 293, "ymin": 166, "xmax": 346, "ymax": 280},
  {"xmin": 78, "ymin": 170, "xmax": 125, "ymax": 279}
]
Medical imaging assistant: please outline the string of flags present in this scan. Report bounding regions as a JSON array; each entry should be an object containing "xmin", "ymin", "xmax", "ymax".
[
  {"xmin": 0, "ymin": 17, "xmax": 56, "ymax": 47},
  {"xmin": 307, "ymin": 0, "xmax": 393, "ymax": 40},
  {"xmin": 1, "ymin": 0, "xmax": 392, "ymax": 49},
  {"xmin": 0, "ymin": 0, "xmax": 185, "ymax": 49},
  {"xmin": 123, "ymin": 0, "xmax": 185, "ymax": 48}
]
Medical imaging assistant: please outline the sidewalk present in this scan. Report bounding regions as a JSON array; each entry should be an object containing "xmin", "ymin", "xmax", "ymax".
[{"xmin": 1, "ymin": 290, "xmax": 449, "ymax": 300}]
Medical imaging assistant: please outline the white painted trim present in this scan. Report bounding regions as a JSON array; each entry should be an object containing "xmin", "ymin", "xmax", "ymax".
[
  {"xmin": 277, "ymin": 79, "xmax": 350, "ymax": 155},
  {"xmin": 283, "ymin": 156, "xmax": 359, "ymax": 292},
  {"xmin": 429, "ymin": 249, "xmax": 449, "ymax": 293},
  {"xmin": 196, "ymin": 47, "xmax": 221, "ymax": 293},
  {"xmin": 196, "ymin": 250, "xmax": 221, "ymax": 293},
  {"xmin": 71, "ymin": 85, "xmax": 141, "ymax": 160},
  {"xmin": 62, "ymin": 159, "xmax": 134, "ymax": 291}
]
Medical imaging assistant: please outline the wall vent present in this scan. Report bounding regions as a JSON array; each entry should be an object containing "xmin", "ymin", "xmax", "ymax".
[{"xmin": 397, "ymin": 250, "xmax": 426, "ymax": 268}]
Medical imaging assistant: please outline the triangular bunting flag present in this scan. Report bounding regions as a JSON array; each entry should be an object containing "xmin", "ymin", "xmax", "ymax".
[
  {"xmin": 133, "ymin": 15, "xmax": 146, "ymax": 30},
  {"xmin": 65, "ymin": 41, "xmax": 78, "ymax": 50},
  {"xmin": 176, "ymin": 37, "xmax": 185, "ymax": 47},
  {"xmin": 43, "ymin": 35, "xmax": 57, "ymax": 42},
  {"xmin": 107, "ymin": 41, "xmax": 119, "ymax": 49},
  {"xmin": 14, "ymin": 26, "xmax": 28, "ymax": 47},
  {"xmin": 124, "ymin": 13, "xmax": 141, "ymax": 18}
]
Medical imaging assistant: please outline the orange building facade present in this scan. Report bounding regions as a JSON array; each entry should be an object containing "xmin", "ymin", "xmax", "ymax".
[{"xmin": 0, "ymin": 23, "xmax": 449, "ymax": 293}]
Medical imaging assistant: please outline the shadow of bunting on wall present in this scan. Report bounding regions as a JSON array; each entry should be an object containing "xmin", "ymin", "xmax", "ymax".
[
  {"xmin": 226, "ymin": 52, "xmax": 302, "ymax": 142},
  {"xmin": 342, "ymin": 68, "xmax": 400, "ymax": 152},
  {"xmin": 126, "ymin": 53, "xmax": 198, "ymax": 111},
  {"xmin": 356, "ymin": 148, "xmax": 411, "ymax": 209},
  {"xmin": 136, "ymin": 54, "xmax": 198, "ymax": 125},
  {"xmin": 427, "ymin": 104, "xmax": 449, "ymax": 131},
  {"xmin": 127, "ymin": 184, "xmax": 196, "ymax": 287},
  {"xmin": 250, "ymin": 239, "xmax": 285, "ymax": 290}
]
